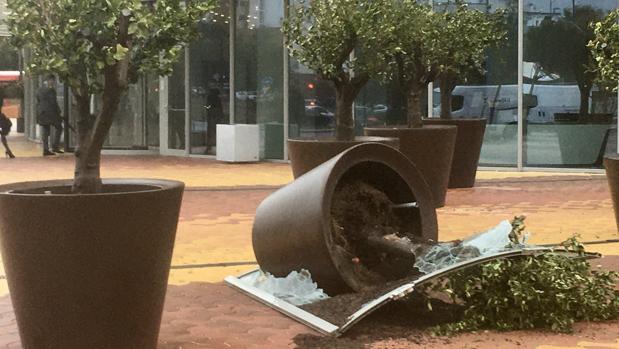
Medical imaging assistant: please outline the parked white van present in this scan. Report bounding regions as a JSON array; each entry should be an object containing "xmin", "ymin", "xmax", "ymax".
[{"xmin": 433, "ymin": 84, "xmax": 584, "ymax": 124}]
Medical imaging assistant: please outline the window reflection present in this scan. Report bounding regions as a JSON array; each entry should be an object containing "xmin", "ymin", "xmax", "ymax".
[
  {"xmin": 524, "ymin": 0, "xmax": 616, "ymax": 167},
  {"xmin": 236, "ymin": 0, "xmax": 284, "ymax": 159},
  {"xmin": 288, "ymin": 61, "xmax": 336, "ymax": 139},
  {"xmin": 429, "ymin": 1, "xmax": 519, "ymax": 166},
  {"xmin": 189, "ymin": 1, "xmax": 230, "ymax": 155}
]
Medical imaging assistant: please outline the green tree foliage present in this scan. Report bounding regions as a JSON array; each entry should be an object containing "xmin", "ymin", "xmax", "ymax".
[
  {"xmin": 373, "ymin": 0, "xmax": 442, "ymax": 128},
  {"xmin": 589, "ymin": 9, "xmax": 619, "ymax": 88},
  {"xmin": 429, "ymin": 236, "xmax": 619, "ymax": 334},
  {"xmin": 7, "ymin": 0, "xmax": 213, "ymax": 193},
  {"xmin": 282, "ymin": 0, "xmax": 387, "ymax": 140},
  {"xmin": 526, "ymin": 6, "xmax": 604, "ymax": 117},
  {"xmin": 434, "ymin": 3, "xmax": 506, "ymax": 119}
]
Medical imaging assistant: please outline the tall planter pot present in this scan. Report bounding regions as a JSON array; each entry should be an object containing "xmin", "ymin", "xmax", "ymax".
[
  {"xmin": 424, "ymin": 118, "xmax": 486, "ymax": 188},
  {"xmin": 604, "ymin": 154, "xmax": 619, "ymax": 232},
  {"xmin": 0, "ymin": 179, "xmax": 184, "ymax": 349},
  {"xmin": 288, "ymin": 136, "xmax": 399, "ymax": 178},
  {"xmin": 365, "ymin": 126, "xmax": 457, "ymax": 208},
  {"xmin": 254, "ymin": 143, "xmax": 438, "ymax": 295}
]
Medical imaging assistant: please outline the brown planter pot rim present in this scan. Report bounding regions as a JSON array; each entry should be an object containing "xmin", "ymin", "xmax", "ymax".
[{"xmin": 0, "ymin": 178, "xmax": 184, "ymax": 195}]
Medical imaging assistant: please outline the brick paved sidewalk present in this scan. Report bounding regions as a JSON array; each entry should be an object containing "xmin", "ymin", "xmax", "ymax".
[{"xmin": 0, "ymin": 137, "xmax": 617, "ymax": 348}]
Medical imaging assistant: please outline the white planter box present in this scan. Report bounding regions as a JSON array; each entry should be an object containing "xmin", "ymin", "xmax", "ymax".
[{"xmin": 216, "ymin": 124, "xmax": 260, "ymax": 162}]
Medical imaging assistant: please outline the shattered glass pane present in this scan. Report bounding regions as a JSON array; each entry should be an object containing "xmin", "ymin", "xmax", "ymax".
[
  {"xmin": 242, "ymin": 269, "xmax": 330, "ymax": 306},
  {"xmin": 414, "ymin": 220, "xmax": 530, "ymax": 274}
]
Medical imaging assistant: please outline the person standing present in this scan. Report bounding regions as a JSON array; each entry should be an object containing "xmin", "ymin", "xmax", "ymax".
[
  {"xmin": 205, "ymin": 85, "xmax": 223, "ymax": 155},
  {"xmin": 36, "ymin": 74, "xmax": 63, "ymax": 156}
]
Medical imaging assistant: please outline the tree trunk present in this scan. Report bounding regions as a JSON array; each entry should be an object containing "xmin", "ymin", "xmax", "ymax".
[
  {"xmin": 439, "ymin": 74, "xmax": 457, "ymax": 119},
  {"xmin": 72, "ymin": 68, "xmax": 125, "ymax": 194},
  {"xmin": 334, "ymin": 84, "xmax": 356, "ymax": 141},
  {"xmin": 406, "ymin": 82, "xmax": 424, "ymax": 128}
]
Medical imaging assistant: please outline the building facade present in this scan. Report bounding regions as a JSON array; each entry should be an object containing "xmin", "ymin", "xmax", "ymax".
[{"xmin": 20, "ymin": 0, "xmax": 619, "ymax": 169}]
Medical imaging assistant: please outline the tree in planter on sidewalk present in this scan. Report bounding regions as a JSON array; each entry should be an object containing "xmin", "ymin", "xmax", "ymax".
[
  {"xmin": 434, "ymin": 3, "xmax": 506, "ymax": 119},
  {"xmin": 374, "ymin": 0, "xmax": 443, "ymax": 128},
  {"xmin": 282, "ymin": 0, "xmax": 388, "ymax": 141},
  {"xmin": 7, "ymin": 0, "xmax": 213, "ymax": 193}
]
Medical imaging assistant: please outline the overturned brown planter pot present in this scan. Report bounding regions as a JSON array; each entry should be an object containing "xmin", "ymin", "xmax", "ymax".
[
  {"xmin": 0, "ymin": 179, "xmax": 184, "ymax": 349},
  {"xmin": 604, "ymin": 154, "xmax": 619, "ymax": 232},
  {"xmin": 365, "ymin": 126, "xmax": 457, "ymax": 208},
  {"xmin": 288, "ymin": 136, "xmax": 399, "ymax": 178},
  {"xmin": 253, "ymin": 143, "xmax": 438, "ymax": 295},
  {"xmin": 423, "ymin": 118, "xmax": 486, "ymax": 188}
]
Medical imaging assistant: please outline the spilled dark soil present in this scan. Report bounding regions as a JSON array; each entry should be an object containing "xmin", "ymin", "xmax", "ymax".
[
  {"xmin": 296, "ymin": 294, "xmax": 463, "ymax": 349},
  {"xmin": 330, "ymin": 181, "xmax": 425, "ymax": 284}
]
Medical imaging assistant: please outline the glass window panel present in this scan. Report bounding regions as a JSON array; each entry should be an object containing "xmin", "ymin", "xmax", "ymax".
[
  {"xmin": 93, "ymin": 82, "xmax": 145, "ymax": 149},
  {"xmin": 105, "ymin": 83, "xmax": 144, "ymax": 148},
  {"xmin": 356, "ymin": 78, "xmax": 426, "ymax": 131},
  {"xmin": 433, "ymin": 0, "xmax": 519, "ymax": 167},
  {"xmin": 168, "ymin": 53, "xmax": 186, "ymax": 150},
  {"xmin": 189, "ymin": 0, "xmax": 230, "ymax": 155},
  {"xmin": 523, "ymin": 0, "xmax": 616, "ymax": 168},
  {"xmin": 288, "ymin": 58, "xmax": 336, "ymax": 140},
  {"xmin": 236, "ymin": 0, "xmax": 284, "ymax": 159},
  {"xmin": 145, "ymin": 74, "xmax": 160, "ymax": 147}
]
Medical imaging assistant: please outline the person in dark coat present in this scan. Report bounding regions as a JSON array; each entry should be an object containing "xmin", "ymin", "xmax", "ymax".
[
  {"xmin": 0, "ymin": 92, "xmax": 14, "ymax": 158},
  {"xmin": 205, "ymin": 86, "xmax": 223, "ymax": 154},
  {"xmin": 36, "ymin": 74, "xmax": 63, "ymax": 156}
]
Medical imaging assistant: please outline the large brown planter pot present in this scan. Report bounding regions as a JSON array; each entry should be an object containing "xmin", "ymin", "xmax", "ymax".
[
  {"xmin": 365, "ymin": 126, "xmax": 457, "ymax": 208},
  {"xmin": 424, "ymin": 118, "xmax": 486, "ymax": 188},
  {"xmin": 288, "ymin": 136, "xmax": 399, "ymax": 178},
  {"xmin": 604, "ymin": 154, "xmax": 619, "ymax": 232},
  {"xmin": 0, "ymin": 179, "xmax": 184, "ymax": 349},
  {"xmin": 253, "ymin": 143, "xmax": 438, "ymax": 295}
]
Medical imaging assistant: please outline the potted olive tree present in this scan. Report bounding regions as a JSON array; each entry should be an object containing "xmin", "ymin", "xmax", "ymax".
[
  {"xmin": 425, "ymin": 3, "xmax": 506, "ymax": 189},
  {"xmin": 364, "ymin": 0, "xmax": 458, "ymax": 208},
  {"xmin": 282, "ymin": 0, "xmax": 398, "ymax": 178},
  {"xmin": 0, "ymin": 1, "xmax": 212, "ymax": 348},
  {"xmin": 590, "ymin": 8, "xmax": 619, "ymax": 232}
]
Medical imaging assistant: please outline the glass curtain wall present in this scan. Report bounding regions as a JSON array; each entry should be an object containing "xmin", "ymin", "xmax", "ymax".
[
  {"xmin": 236, "ymin": 0, "xmax": 285, "ymax": 159},
  {"xmin": 432, "ymin": 0, "xmax": 519, "ymax": 167},
  {"xmin": 287, "ymin": 0, "xmax": 337, "ymax": 140},
  {"xmin": 288, "ymin": 59, "xmax": 337, "ymax": 139},
  {"xmin": 145, "ymin": 74, "xmax": 160, "ymax": 147},
  {"xmin": 168, "ymin": 53, "xmax": 186, "ymax": 150},
  {"xmin": 189, "ymin": 1, "xmax": 230, "ymax": 155},
  {"xmin": 356, "ymin": 77, "xmax": 425, "ymax": 130},
  {"xmin": 523, "ymin": 0, "xmax": 616, "ymax": 168},
  {"xmin": 103, "ymin": 82, "xmax": 145, "ymax": 148}
]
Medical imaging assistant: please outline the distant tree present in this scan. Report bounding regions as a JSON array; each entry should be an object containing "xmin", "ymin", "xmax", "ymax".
[
  {"xmin": 526, "ymin": 6, "xmax": 604, "ymax": 117},
  {"xmin": 7, "ymin": 0, "xmax": 213, "ymax": 193}
]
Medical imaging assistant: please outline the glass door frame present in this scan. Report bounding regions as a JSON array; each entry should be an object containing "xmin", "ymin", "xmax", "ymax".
[{"xmin": 159, "ymin": 48, "xmax": 191, "ymax": 156}]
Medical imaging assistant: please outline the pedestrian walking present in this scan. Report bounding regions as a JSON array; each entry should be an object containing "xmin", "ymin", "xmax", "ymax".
[
  {"xmin": 0, "ymin": 87, "xmax": 15, "ymax": 158},
  {"xmin": 0, "ymin": 110, "xmax": 14, "ymax": 159},
  {"xmin": 36, "ymin": 74, "xmax": 63, "ymax": 156}
]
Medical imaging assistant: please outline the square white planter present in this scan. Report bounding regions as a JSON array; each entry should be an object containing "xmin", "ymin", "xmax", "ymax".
[{"xmin": 216, "ymin": 124, "xmax": 260, "ymax": 162}]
